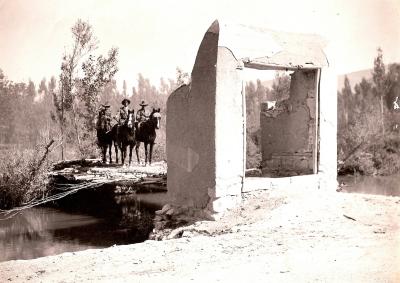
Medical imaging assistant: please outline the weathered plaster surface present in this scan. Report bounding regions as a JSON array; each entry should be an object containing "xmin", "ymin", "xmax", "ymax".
[
  {"xmin": 318, "ymin": 66, "xmax": 337, "ymax": 190},
  {"xmin": 212, "ymin": 46, "xmax": 245, "ymax": 212},
  {"xmin": 260, "ymin": 70, "xmax": 317, "ymax": 177},
  {"xmin": 166, "ymin": 26, "xmax": 219, "ymax": 209}
]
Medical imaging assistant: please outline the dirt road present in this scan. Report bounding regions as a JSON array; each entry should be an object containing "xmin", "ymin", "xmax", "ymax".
[{"xmin": 0, "ymin": 186, "xmax": 399, "ymax": 282}]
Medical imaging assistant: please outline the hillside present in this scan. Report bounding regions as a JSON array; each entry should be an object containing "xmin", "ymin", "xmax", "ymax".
[{"xmin": 337, "ymin": 68, "xmax": 372, "ymax": 90}]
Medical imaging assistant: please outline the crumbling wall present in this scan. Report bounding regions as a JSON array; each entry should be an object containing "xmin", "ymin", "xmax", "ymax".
[{"xmin": 260, "ymin": 70, "xmax": 318, "ymax": 177}]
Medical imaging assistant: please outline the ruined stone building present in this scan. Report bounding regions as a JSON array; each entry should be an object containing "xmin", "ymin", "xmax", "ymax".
[{"xmin": 166, "ymin": 20, "xmax": 337, "ymax": 213}]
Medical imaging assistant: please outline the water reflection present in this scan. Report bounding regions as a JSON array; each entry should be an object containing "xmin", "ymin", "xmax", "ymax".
[
  {"xmin": 0, "ymin": 208, "xmax": 100, "ymax": 261},
  {"xmin": 339, "ymin": 173, "xmax": 400, "ymax": 196},
  {"xmin": 0, "ymin": 191, "xmax": 161, "ymax": 262}
]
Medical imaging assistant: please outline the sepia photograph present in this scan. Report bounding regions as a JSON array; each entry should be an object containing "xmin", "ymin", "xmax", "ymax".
[{"xmin": 0, "ymin": 0, "xmax": 399, "ymax": 282}]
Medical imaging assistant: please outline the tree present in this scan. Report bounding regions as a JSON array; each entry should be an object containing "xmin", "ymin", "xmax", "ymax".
[
  {"xmin": 26, "ymin": 80, "xmax": 36, "ymax": 102},
  {"xmin": 80, "ymin": 48, "xmax": 119, "ymax": 133},
  {"xmin": 270, "ymin": 72, "xmax": 291, "ymax": 101},
  {"xmin": 53, "ymin": 19, "xmax": 98, "ymax": 160},
  {"xmin": 0, "ymin": 69, "xmax": 13, "ymax": 143},
  {"xmin": 386, "ymin": 63, "xmax": 400, "ymax": 110},
  {"xmin": 122, "ymin": 80, "xmax": 127, "ymax": 97},
  {"xmin": 159, "ymin": 77, "xmax": 173, "ymax": 96},
  {"xmin": 341, "ymin": 75, "xmax": 352, "ymax": 125},
  {"xmin": 372, "ymin": 48, "xmax": 388, "ymax": 135},
  {"xmin": 175, "ymin": 67, "xmax": 190, "ymax": 87},
  {"xmin": 52, "ymin": 19, "xmax": 119, "ymax": 159}
]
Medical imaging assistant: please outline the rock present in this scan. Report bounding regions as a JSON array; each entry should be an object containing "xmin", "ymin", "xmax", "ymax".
[
  {"xmin": 166, "ymin": 229, "xmax": 183, "ymax": 239},
  {"xmin": 160, "ymin": 204, "xmax": 172, "ymax": 214},
  {"xmin": 154, "ymin": 215, "xmax": 164, "ymax": 221}
]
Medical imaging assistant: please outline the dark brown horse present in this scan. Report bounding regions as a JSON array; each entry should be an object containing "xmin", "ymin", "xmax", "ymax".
[
  {"xmin": 135, "ymin": 108, "xmax": 161, "ymax": 165},
  {"xmin": 112, "ymin": 110, "xmax": 136, "ymax": 165},
  {"xmin": 96, "ymin": 113, "xmax": 113, "ymax": 163}
]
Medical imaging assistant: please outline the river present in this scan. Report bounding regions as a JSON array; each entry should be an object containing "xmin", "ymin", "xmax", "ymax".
[
  {"xmin": 2, "ymin": 174, "xmax": 398, "ymax": 262},
  {"xmin": 338, "ymin": 173, "xmax": 400, "ymax": 196},
  {"xmin": 0, "ymin": 192, "xmax": 167, "ymax": 262}
]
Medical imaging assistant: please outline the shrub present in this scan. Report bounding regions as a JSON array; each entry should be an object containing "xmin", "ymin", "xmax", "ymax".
[
  {"xmin": 246, "ymin": 129, "xmax": 261, "ymax": 169},
  {"xmin": 0, "ymin": 143, "xmax": 53, "ymax": 210}
]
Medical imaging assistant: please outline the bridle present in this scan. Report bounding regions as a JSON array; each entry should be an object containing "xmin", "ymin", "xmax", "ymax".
[
  {"xmin": 151, "ymin": 112, "xmax": 161, "ymax": 129},
  {"xmin": 127, "ymin": 112, "xmax": 134, "ymax": 129}
]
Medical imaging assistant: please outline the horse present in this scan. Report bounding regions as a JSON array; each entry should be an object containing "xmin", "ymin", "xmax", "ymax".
[
  {"xmin": 112, "ymin": 110, "xmax": 136, "ymax": 165},
  {"xmin": 135, "ymin": 108, "xmax": 161, "ymax": 165},
  {"xmin": 96, "ymin": 113, "xmax": 113, "ymax": 163}
]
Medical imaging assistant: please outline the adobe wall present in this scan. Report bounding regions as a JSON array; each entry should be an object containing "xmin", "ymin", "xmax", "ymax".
[
  {"xmin": 167, "ymin": 25, "xmax": 245, "ymax": 213},
  {"xmin": 260, "ymin": 70, "xmax": 317, "ymax": 177},
  {"xmin": 318, "ymin": 66, "xmax": 337, "ymax": 190},
  {"xmin": 166, "ymin": 27, "xmax": 219, "ymax": 209},
  {"xmin": 166, "ymin": 20, "xmax": 337, "ymax": 214},
  {"xmin": 212, "ymin": 46, "xmax": 244, "ymax": 211}
]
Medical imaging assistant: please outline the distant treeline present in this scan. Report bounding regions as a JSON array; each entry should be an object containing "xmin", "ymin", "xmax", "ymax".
[
  {"xmin": 0, "ymin": 19, "xmax": 189, "ymax": 162},
  {"xmin": 0, "ymin": 68, "xmax": 186, "ymax": 160},
  {"xmin": 1, "ymin": 19, "xmax": 399, "ymax": 177}
]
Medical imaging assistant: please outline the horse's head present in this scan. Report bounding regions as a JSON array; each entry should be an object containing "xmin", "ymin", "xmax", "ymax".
[
  {"xmin": 127, "ymin": 110, "xmax": 134, "ymax": 129},
  {"xmin": 150, "ymin": 108, "xmax": 161, "ymax": 129}
]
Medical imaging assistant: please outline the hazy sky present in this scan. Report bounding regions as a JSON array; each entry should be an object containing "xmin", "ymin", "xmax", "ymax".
[{"xmin": 0, "ymin": 0, "xmax": 399, "ymax": 91}]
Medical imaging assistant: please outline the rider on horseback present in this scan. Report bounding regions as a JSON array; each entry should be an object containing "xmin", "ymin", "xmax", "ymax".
[
  {"xmin": 135, "ymin": 100, "xmax": 149, "ymax": 131},
  {"xmin": 117, "ymin": 98, "xmax": 131, "ymax": 125},
  {"xmin": 96, "ymin": 103, "xmax": 112, "ymax": 131},
  {"xmin": 114, "ymin": 98, "xmax": 132, "ymax": 138}
]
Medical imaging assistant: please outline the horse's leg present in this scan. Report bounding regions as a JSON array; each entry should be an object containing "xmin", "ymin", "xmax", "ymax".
[
  {"xmin": 144, "ymin": 143, "xmax": 148, "ymax": 166},
  {"xmin": 108, "ymin": 143, "xmax": 112, "ymax": 163},
  {"xmin": 122, "ymin": 145, "xmax": 126, "ymax": 165},
  {"xmin": 149, "ymin": 143, "xmax": 154, "ymax": 165},
  {"xmin": 102, "ymin": 145, "xmax": 107, "ymax": 163},
  {"xmin": 129, "ymin": 144, "xmax": 133, "ymax": 166},
  {"xmin": 124, "ymin": 146, "xmax": 128, "ymax": 165},
  {"xmin": 135, "ymin": 142, "xmax": 140, "ymax": 164},
  {"xmin": 114, "ymin": 142, "xmax": 119, "ymax": 164}
]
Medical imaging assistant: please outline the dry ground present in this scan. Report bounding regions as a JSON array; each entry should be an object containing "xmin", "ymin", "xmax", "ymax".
[{"xmin": 0, "ymin": 186, "xmax": 399, "ymax": 282}]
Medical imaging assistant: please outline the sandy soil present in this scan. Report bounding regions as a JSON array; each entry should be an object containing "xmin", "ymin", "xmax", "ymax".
[{"xmin": 0, "ymin": 186, "xmax": 399, "ymax": 282}]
